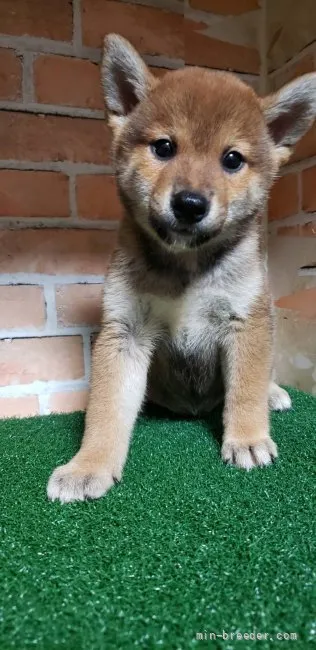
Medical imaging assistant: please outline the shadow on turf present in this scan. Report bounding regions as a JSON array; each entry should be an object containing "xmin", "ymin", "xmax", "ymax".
[
  {"xmin": 143, "ymin": 401, "xmax": 224, "ymax": 446},
  {"xmin": 65, "ymin": 402, "xmax": 225, "ymax": 453}
]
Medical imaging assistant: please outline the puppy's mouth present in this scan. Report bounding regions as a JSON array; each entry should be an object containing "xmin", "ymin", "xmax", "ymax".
[{"xmin": 148, "ymin": 213, "xmax": 220, "ymax": 249}]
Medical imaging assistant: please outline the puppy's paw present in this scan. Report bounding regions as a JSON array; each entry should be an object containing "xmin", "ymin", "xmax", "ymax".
[
  {"xmin": 221, "ymin": 437, "xmax": 278, "ymax": 470},
  {"xmin": 269, "ymin": 383, "xmax": 292, "ymax": 411},
  {"xmin": 47, "ymin": 461, "xmax": 120, "ymax": 503}
]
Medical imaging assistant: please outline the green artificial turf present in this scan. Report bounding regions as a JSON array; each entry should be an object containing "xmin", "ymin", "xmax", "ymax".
[{"xmin": 1, "ymin": 387, "xmax": 315, "ymax": 650}]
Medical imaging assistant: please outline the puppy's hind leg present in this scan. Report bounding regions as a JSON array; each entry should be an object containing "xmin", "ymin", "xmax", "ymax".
[{"xmin": 269, "ymin": 381, "xmax": 292, "ymax": 412}]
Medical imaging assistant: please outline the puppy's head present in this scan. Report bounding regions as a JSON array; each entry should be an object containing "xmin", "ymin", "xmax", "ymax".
[{"xmin": 102, "ymin": 34, "xmax": 316, "ymax": 251}]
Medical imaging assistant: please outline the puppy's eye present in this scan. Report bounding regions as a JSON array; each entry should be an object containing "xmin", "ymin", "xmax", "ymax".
[
  {"xmin": 151, "ymin": 139, "xmax": 176, "ymax": 160},
  {"xmin": 222, "ymin": 150, "xmax": 245, "ymax": 173}
]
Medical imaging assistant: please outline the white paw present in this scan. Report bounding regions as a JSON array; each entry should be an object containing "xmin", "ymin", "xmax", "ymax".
[
  {"xmin": 222, "ymin": 437, "xmax": 278, "ymax": 470},
  {"xmin": 47, "ymin": 462, "xmax": 117, "ymax": 503},
  {"xmin": 269, "ymin": 383, "xmax": 292, "ymax": 411}
]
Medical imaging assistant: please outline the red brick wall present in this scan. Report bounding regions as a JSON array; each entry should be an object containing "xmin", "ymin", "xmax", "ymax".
[
  {"xmin": 0, "ymin": 0, "xmax": 261, "ymax": 417},
  {"xmin": 267, "ymin": 45, "xmax": 316, "ymax": 394}
]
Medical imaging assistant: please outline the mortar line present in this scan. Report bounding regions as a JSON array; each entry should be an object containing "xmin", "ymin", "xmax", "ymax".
[
  {"xmin": 0, "ymin": 34, "xmax": 75, "ymax": 56},
  {"xmin": 72, "ymin": 0, "xmax": 83, "ymax": 56},
  {"xmin": 117, "ymin": 0, "xmax": 183, "ymax": 14},
  {"xmin": 38, "ymin": 393, "xmax": 50, "ymax": 415},
  {"xmin": 258, "ymin": 0, "xmax": 268, "ymax": 95},
  {"xmin": 68, "ymin": 173, "xmax": 78, "ymax": 220},
  {"xmin": 0, "ymin": 274, "xmax": 105, "ymax": 286},
  {"xmin": 268, "ymin": 210, "xmax": 316, "ymax": 231},
  {"xmin": 0, "ymin": 34, "xmax": 184, "ymax": 69},
  {"xmin": 297, "ymin": 171, "xmax": 303, "ymax": 213},
  {"xmin": 299, "ymin": 268, "xmax": 316, "ymax": 276},
  {"xmin": 281, "ymin": 156, "xmax": 316, "ymax": 175},
  {"xmin": 257, "ymin": 0, "xmax": 268, "ymax": 247},
  {"xmin": 0, "ymin": 100, "xmax": 104, "ymax": 119},
  {"xmin": 0, "ymin": 379, "xmax": 90, "ymax": 398},
  {"xmin": 0, "ymin": 161, "xmax": 113, "ymax": 173},
  {"xmin": 43, "ymin": 284, "xmax": 58, "ymax": 331},
  {"xmin": 269, "ymin": 40, "xmax": 316, "ymax": 78},
  {"xmin": 0, "ymin": 325, "xmax": 99, "ymax": 339},
  {"xmin": 82, "ymin": 332, "xmax": 92, "ymax": 382},
  {"xmin": 0, "ymin": 217, "xmax": 119, "ymax": 229},
  {"xmin": 22, "ymin": 51, "xmax": 35, "ymax": 103}
]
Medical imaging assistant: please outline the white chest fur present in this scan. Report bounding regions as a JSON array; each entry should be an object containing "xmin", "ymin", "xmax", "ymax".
[{"xmin": 147, "ymin": 260, "xmax": 263, "ymax": 344}]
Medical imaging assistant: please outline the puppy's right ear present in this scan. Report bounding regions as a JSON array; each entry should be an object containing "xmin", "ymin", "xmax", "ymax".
[{"xmin": 101, "ymin": 34, "xmax": 157, "ymax": 123}]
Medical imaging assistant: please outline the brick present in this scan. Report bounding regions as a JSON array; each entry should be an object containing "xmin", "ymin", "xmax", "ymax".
[
  {"xmin": 0, "ymin": 170, "xmax": 69, "ymax": 218},
  {"xmin": 189, "ymin": 0, "xmax": 259, "ymax": 13},
  {"xmin": 77, "ymin": 175, "xmax": 122, "ymax": 220},
  {"xmin": 0, "ymin": 112, "xmax": 110, "ymax": 164},
  {"xmin": 0, "ymin": 286, "xmax": 45, "ymax": 329},
  {"xmin": 0, "ymin": 396, "xmax": 39, "ymax": 418},
  {"xmin": 49, "ymin": 390, "xmax": 89, "ymax": 413},
  {"xmin": 32, "ymin": 58, "xmax": 168, "ymax": 111},
  {"xmin": 302, "ymin": 166, "xmax": 316, "ymax": 212},
  {"xmin": 0, "ymin": 0, "xmax": 72, "ymax": 41},
  {"xmin": 290, "ymin": 123, "xmax": 316, "ymax": 163},
  {"xmin": 82, "ymin": 0, "xmax": 184, "ymax": 58},
  {"xmin": 276, "ymin": 288, "xmax": 316, "ymax": 320},
  {"xmin": 34, "ymin": 55, "xmax": 104, "ymax": 110},
  {"xmin": 0, "ymin": 49, "xmax": 22, "ymax": 100},
  {"xmin": 277, "ymin": 222, "xmax": 316, "ymax": 237},
  {"xmin": 0, "ymin": 229, "xmax": 116, "ymax": 275},
  {"xmin": 268, "ymin": 174, "xmax": 299, "ymax": 221},
  {"xmin": 56, "ymin": 284, "xmax": 103, "ymax": 326},
  {"xmin": 0, "ymin": 336, "xmax": 84, "ymax": 387},
  {"xmin": 270, "ymin": 55, "xmax": 315, "ymax": 92},
  {"xmin": 185, "ymin": 28, "xmax": 260, "ymax": 73}
]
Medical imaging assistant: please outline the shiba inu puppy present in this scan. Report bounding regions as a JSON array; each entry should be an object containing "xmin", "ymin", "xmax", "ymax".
[{"xmin": 48, "ymin": 34, "xmax": 316, "ymax": 503}]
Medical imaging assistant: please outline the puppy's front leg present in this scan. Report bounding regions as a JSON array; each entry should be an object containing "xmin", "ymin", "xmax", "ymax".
[
  {"xmin": 47, "ymin": 322, "xmax": 153, "ymax": 502},
  {"xmin": 221, "ymin": 298, "xmax": 277, "ymax": 470}
]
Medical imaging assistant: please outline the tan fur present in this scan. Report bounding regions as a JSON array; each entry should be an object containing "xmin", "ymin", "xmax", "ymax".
[
  {"xmin": 47, "ymin": 35, "xmax": 316, "ymax": 502},
  {"xmin": 112, "ymin": 67, "xmax": 275, "ymax": 245},
  {"xmin": 221, "ymin": 294, "xmax": 276, "ymax": 469},
  {"xmin": 47, "ymin": 318, "xmax": 154, "ymax": 502}
]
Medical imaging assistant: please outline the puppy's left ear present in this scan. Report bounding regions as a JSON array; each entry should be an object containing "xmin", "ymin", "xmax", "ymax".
[{"xmin": 261, "ymin": 73, "xmax": 316, "ymax": 166}]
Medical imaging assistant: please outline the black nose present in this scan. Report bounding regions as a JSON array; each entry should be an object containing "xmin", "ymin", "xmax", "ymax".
[{"xmin": 171, "ymin": 191, "xmax": 209, "ymax": 224}]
